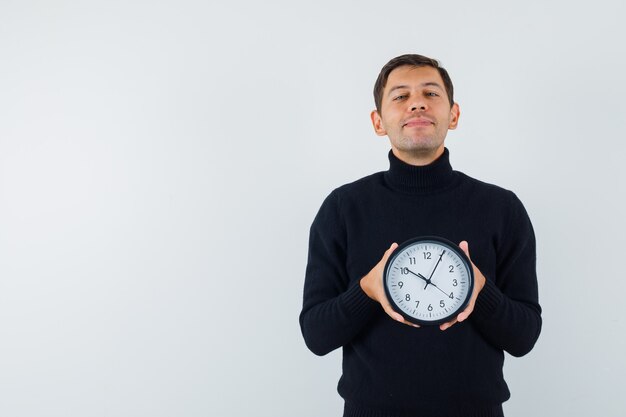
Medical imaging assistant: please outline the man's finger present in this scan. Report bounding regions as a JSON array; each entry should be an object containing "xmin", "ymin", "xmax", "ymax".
[
  {"xmin": 459, "ymin": 240, "xmax": 470, "ymax": 259},
  {"xmin": 457, "ymin": 298, "xmax": 475, "ymax": 322},
  {"xmin": 379, "ymin": 242, "xmax": 419, "ymax": 328},
  {"xmin": 381, "ymin": 242, "xmax": 398, "ymax": 264},
  {"xmin": 382, "ymin": 300, "xmax": 419, "ymax": 327},
  {"xmin": 381, "ymin": 299, "xmax": 403, "ymax": 322},
  {"xmin": 440, "ymin": 318, "xmax": 457, "ymax": 331}
]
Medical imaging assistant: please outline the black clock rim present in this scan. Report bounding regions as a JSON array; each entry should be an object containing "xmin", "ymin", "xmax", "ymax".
[{"xmin": 383, "ymin": 235, "xmax": 475, "ymax": 326}]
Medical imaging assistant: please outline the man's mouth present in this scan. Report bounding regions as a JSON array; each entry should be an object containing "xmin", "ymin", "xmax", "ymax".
[{"xmin": 403, "ymin": 117, "xmax": 434, "ymax": 128}]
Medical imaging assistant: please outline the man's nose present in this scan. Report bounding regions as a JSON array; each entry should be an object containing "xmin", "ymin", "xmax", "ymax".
[{"xmin": 409, "ymin": 100, "xmax": 427, "ymax": 112}]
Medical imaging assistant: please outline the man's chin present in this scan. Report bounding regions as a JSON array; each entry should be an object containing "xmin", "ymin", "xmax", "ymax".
[{"xmin": 396, "ymin": 140, "xmax": 444, "ymax": 154}]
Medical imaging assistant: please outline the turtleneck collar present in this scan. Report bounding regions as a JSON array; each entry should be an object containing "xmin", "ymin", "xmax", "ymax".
[{"xmin": 383, "ymin": 147, "xmax": 458, "ymax": 194}]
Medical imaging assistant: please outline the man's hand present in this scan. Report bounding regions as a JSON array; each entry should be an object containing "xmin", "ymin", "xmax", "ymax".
[
  {"xmin": 360, "ymin": 243, "xmax": 420, "ymax": 328},
  {"xmin": 440, "ymin": 241, "xmax": 486, "ymax": 331}
]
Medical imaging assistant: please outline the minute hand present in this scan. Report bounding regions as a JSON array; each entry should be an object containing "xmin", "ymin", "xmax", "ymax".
[{"xmin": 424, "ymin": 250, "xmax": 446, "ymax": 289}]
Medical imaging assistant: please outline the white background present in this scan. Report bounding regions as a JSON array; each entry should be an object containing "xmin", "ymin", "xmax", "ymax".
[{"xmin": 1, "ymin": 1, "xmax": 625, "ymax": 416}]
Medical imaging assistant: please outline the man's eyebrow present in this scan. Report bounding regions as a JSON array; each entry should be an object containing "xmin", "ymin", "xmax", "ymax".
[{"xmin": 387, "ymin": 82, "xmax": 444, "ymax": 97}]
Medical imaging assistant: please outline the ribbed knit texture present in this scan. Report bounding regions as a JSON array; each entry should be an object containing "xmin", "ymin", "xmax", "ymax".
[
  {"xmin": 344, "ymin": 401, "xmax": 504, "ymax": 417},
  {"xmin": 300, "ymin": 148, "xmax": 542, "ymax": 417}
]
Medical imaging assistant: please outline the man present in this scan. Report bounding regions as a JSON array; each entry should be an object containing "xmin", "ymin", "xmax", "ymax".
[{"xmin": 299, "ymin": 54, "xmax": 542, "ymax": 417}]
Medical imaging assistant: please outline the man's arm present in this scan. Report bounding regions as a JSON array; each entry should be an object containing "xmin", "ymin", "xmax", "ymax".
[
  {"xmin": 465, "ymin": 192, "xmax": 542, "ymax": 357},
  {"xmin": 299, "ymin": 191, "xmax": 379, "ymax": 356},
  {"xmin": 299, "ymin": 191, "xmax": 415, "ymax": 356}
]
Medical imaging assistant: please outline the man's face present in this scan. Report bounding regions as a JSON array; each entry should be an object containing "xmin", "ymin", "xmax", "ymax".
[{"xmin": 371, "ymin": 65, "xmax": 460, "ymax": 165}]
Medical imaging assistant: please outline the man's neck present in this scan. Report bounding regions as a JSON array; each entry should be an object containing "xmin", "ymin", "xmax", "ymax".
[{"xmin": 391, "ymin": 146, "xmax": 445, "ymax": 166}]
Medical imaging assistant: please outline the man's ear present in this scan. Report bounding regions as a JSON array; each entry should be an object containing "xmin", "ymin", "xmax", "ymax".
[
  {"xmin": 448, "ymin": 103, "xmax": 460, "ymax": 130},
  {"xmin": 371, "ymin": 110, "xmax": 387, "ymax": 136}
]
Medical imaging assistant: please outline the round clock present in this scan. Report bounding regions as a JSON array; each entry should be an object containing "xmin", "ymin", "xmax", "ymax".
[{"xmin": 383, "ymin": 236, "xmax": 474, "ymax": 326}]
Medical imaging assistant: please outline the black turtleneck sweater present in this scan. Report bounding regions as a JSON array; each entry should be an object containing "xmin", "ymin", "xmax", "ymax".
[{"xmin": 300, "ymin": 148, "xmax": 542, "ymax": 417}]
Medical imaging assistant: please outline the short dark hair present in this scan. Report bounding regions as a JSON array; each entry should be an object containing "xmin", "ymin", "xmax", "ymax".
[{"xmin": 373, "ymin": 54, "xmax": 454, "ymax": 113}]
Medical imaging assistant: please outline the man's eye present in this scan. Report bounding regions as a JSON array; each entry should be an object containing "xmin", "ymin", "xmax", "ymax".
[
  {"xmin": 393, "ymin": 95, "xmax": 407, "ymax": 101},
  {"xmin": 426, "ymin": 92, "xmax": 439, "ymax": 97}
]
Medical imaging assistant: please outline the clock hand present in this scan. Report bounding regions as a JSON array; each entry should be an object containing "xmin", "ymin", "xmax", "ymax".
[
  {"xmin": 409, "ymin": 271, "xmax": 449, "ymax": 296},
  {"xmin": 424, "ymin": 250, "xmax": 446, "ymax": 289},
  {"xmin": 430, "ymin": 281, "xmax": 451, "ymax": 298},
  {"xmin": 405, "ymin": 268, "xmax": 429, "ymax": 284},
  {"xmin": 428, "ymin": 250, "xmax": 446, "ymax": 280},
  {"xmin": 406, "ymin": 263, "xmax": 450, "ymax": 298},
  {"xmin": 417, "ymin": 272, "xmax": 431, "ymax": 288}
]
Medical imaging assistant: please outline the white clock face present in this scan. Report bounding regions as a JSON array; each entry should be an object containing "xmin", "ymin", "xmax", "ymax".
[{"xmin": 384, "ymin": 238, "xmax": 473, "ymax": 325}]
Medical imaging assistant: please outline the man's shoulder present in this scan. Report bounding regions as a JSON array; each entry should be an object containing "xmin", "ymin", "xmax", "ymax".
[
  {"xmin": 457, "ymin": 171, "xmax": 525, "ymax": 208},
  {"xmin": 334, "ymin": 171, "xmax": 385, "ymax": 194},
  {"xmin": 312, "ymin": 171, "xmax": 385, "ymax": 224},
  {"xmin": 316, "ymin": 171, "xmax": 386, "ymax": 213}
]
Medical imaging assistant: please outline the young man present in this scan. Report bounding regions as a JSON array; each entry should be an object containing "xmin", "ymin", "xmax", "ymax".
[{"xmin": 299, "ymin": 54, "xmax": 542, "ymax": 417}]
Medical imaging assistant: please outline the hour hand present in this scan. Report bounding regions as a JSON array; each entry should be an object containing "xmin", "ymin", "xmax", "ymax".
[
  {"xmin": 416, "ymin": 272, "xmax": 429, "ymax": 281},
  {"xmin": 405, "ymin": 268, "xmax": 429, "ymax": 284},
  {"xmin": 415, "ymin": 271, "xmax": 443, "ymax": 293}
]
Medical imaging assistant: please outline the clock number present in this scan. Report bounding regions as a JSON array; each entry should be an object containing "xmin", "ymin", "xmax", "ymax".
[
  {"xmin": 398, "ymin": 281, "xmax": 404, "ymax": 288},
  {"xmin": 449, "ymin": 265, "xmax": 454, "ymax": 273},
  {"xmin": 423, "ymin": 252, "xmax": 431, "ymax": 260},
  {"xmin": 452, "ymin": 279, "xmax": 458, "ymax": 287},
  {"xmin": 409, "ymin": 257, "xmax": 416, "ymax": 265},
  {"xmin": 401, "ymin": 267, "xmax": 408, "ymax": 275},
  {"xmin": 427, "ymin": 304, "xmax": 433, "ymax": 311},
  {"xmin": 405, "ymin": 294, "xmax": 411, "ymax": 301},
  {"xmin": 415, "ymin": 300, "xmax": 420, "ymax": 308},
  {"xmin": 440, "ymin": 300, "xmax": 445, "ymax": 308},
  {"xmin": 448, "ymin": 292, "xmax": 454, "ymax": 299}
]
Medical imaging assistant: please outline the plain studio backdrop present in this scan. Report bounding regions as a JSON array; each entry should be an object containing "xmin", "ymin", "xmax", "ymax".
[{"xmin": 1, "ymin": 1, "xmax": 625, "ymax": 416}]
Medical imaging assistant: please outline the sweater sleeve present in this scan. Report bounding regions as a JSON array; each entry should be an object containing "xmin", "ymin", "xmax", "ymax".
[
  {"xmin": 299, "ymin": 190, "xmax": 379, "ymax": 356},
  {"xmin": 470, "ymin": 192, "xmax": 542, "ymax": 357}
]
